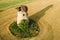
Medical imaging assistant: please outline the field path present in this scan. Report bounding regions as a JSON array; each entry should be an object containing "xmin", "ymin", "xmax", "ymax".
[{"xmin": 0, "ymin": 0, "xmax": 60, "ymax": 40}]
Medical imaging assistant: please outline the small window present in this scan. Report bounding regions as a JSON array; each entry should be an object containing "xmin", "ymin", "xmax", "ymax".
[{"xmin": 23, "ymin": 14, "xmax": 25, "ymax": 16}]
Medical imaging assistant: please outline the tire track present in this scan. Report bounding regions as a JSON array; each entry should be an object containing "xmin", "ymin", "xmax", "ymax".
[
  {"xmin": 0, "ymin": 8, "xmax": 17, "ymax": 18},
  {"xmin": 0, "ymin": 0, "xmax": 54, "ymax": 40},
  {"xmin": 0, "ymin": 13, "xmax": 17, "ymax": 25},
  {"xmin": 0, "ymin": 16, "xmax": 16, "ymax": 27},
  {"xmin": 0, "ymin": 17, "xmax": 16, "ymax": 31}
]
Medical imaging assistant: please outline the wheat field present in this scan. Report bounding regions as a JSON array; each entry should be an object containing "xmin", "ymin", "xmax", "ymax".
[{"xmin": 0, "ymin": 0, "xmax": 60, "ymax": 40}]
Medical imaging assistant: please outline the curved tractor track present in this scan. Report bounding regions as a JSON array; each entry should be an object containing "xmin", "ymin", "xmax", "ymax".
[{"xmin": 0, "ymin": 0, "xmax": 60, "ymax": 40}]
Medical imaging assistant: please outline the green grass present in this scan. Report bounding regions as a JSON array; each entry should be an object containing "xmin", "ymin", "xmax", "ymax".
[
  {"xmin": 9, "ymin": 19, "xmax": 40, "ymax": 38},
  {"xmin": 0, "ymin": 0, "xmax": 34, "ymax": 12},
  {"xmin": 18, "ymin": 20, "xmax": 29, "ymax": 32}
]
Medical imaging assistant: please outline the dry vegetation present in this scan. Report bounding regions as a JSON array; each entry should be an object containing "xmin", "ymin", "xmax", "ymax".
[{"xmin": 0, "ymin": 0, "xmax": 60, "ymax": 40}]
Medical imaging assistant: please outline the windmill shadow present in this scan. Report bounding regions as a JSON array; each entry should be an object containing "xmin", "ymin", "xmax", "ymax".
[{"xmin": 29, "ymin": 5, "xmax": 53, "ymax": 22}]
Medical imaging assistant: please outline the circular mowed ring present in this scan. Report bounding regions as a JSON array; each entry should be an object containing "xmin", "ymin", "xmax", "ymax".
[{"xmin": 9, "ymin": 19, "xmax": 40, "ymax": 38}]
